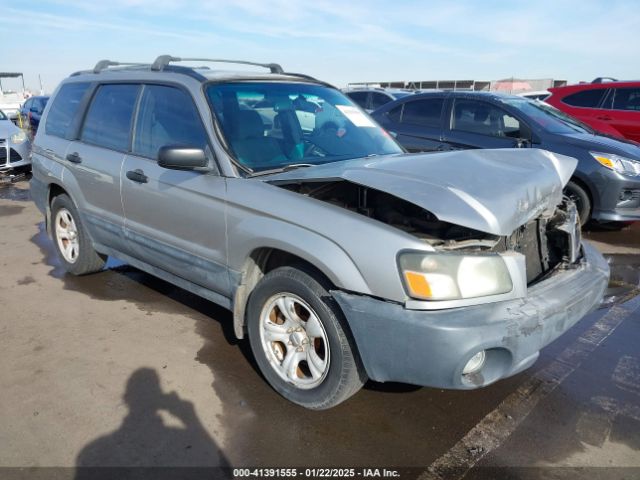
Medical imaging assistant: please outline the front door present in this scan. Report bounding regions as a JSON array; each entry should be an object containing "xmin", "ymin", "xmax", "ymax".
[
  {"xmin": 121, "ymin": 84, "xmax": 230, "ymax": 297},
  {"xmin": 443, "ymin": 98, "xmax": 530, "ymax": 150}
]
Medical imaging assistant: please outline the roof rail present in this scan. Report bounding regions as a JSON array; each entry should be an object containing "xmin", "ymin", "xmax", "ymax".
[
  {"xmin": 92, "ymin": 60, "xmax": 150, "ymax": 74},
  {"xmin": 592, "ymin": 77, "xmax": 618, "ymax": 84},
  {"xmin": 151, "ymin": 55, "xmax": 284, "ymax": 74}
]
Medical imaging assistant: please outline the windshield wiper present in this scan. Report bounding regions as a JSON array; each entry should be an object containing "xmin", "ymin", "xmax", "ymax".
[{"xmin": 248, "ymin": 163, "xmax": 315, "ymax": 177}]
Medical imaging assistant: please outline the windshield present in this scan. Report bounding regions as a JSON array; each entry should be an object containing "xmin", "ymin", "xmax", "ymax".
[
  {"xmin": 206, "ymin": 82, "xmax": 402, "ymax": 173},
  {"xmin": 500, "ymin": 97, "xmax": 592, "ymax": 135}
]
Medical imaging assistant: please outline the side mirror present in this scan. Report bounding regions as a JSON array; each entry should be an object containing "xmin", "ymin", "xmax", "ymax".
[{"xmin": 158, "ymin": 146, "xmax": 209, "ymax": 170}]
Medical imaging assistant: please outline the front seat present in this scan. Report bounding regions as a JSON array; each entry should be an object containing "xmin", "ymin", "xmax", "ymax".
[{"xmin": 230, "ymin": 110, "xmax": 287, "ymax": 169}]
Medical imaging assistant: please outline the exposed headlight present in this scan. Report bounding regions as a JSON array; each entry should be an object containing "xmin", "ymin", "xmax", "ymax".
[
  {"xmin": 590, "ymin": 151, "xmax": 640, "ymax": 176},
  {"xmin": 10, "ymin": 130, "xmax": 27, "ymax": 144},
  {"xmin": 399, "ymin": 252, "xmax": 513, "ymax": 301}
]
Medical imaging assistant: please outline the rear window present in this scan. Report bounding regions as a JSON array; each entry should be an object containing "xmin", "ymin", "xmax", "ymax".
[
  {"xmin": 45, "ymin": 83, "xmax": 91, "ymax": 138},
  {"xmin": 562, "ymin": 89, "xmax": 606, "ymax": 108},
  {"xmin": 401, "ymin": 98, "xmax": 444, "ymax": 127},
  {"xmin": 80, "ymin": 84, "xmax": 139, "ymax": 151}
]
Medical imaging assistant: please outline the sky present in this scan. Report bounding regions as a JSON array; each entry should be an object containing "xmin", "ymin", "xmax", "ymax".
[{"xmin": 1, "ymin": 0, "xmax": 639, "ymax": 93}]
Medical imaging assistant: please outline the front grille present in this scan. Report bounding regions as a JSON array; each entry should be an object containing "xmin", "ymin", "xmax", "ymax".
[
  {"xmin": 492, "ymin": 201, "xmax": 580, "ymax": 285},
  {"xmin": 0, "ymin": 143, "xmax": 7, "ymax": 167},
  {"xmin": 493, "ymin": 220, "xmax": 547, "ymax": 283},
  {"xmin": 9, "ymin": 148, "xmax": 22, "ymax": 163}
]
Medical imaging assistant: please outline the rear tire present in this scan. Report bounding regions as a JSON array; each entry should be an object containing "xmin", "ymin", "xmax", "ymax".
[
  {"xmin": 50, "ymin": 194, "xmax": 106, "ymax": 275},
  {"xmin": 246, "ymin": 266, "xmax": 366, "ymax": 410},
  {"xmin": 564, "ymin": 181, "xmax": 591, "ymax": 226}
]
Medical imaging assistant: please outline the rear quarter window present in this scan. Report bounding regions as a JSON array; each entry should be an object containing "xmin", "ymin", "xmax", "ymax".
[
  {"xmin": 562, "ymin": 89, "xmax": 606, "ymax": 108},
  {"xmin": 45, "ymin": 83, "xmax": 91, "ymax": 138}
]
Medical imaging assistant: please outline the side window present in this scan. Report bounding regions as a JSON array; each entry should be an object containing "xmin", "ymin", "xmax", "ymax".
[
  {"xmin": 81, "ymin": 84, "xmax": 139, "ymax": 151},
  {"xmin": 45, "ymin": 82, "xmax": 91, "ymax": 138},
  {"xmin": 401, "ymin": 98, "xmax": 444, "ymax": 127},
  {"xmin": 386, "ymin": 105, "xmax": 403, "ymax": 123},
  {"xmin": 562, "ymin": 89, "xmax": 606, "ymax": 108},
  {"xmin": 370, "ymin": 92, "xmax": 391, "ymax": 110},
  {"xmin": 133, "ymin": 85, "xmax": 208, "ymax": 159},
  {"xmin": 452, "ymin": 99, "xmax": 521, "ymax": 138},
  {"xmin": 23, "ymin": 99, "xmax": 32, "ymax": 111},
  {"xmin": 346, "ymin": 91, "xmax": 369, "ymax": 109},
  {"xmin": 612, "ymin": 88, "xmax": 640, "ymax": 111}
]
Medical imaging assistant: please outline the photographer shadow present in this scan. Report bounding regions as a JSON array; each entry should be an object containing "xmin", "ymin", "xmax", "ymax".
[{"xmin": 75, "ymin": 368, "xmax": 228, "ymax": 478}]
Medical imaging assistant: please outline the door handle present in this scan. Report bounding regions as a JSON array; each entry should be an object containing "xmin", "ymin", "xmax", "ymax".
[
  {"xmin": 66, "ymin": 152, "xmax": 82, "ymax": 163},
  {"xmin": 596, "ymin": 115, "xmax": 612, "ymax": 121},
  {"xmin": 126, "ymin": 169, "xmax": 148, "ymax": 184}
]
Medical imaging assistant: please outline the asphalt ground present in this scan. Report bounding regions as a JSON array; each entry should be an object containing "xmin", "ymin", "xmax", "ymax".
[{"xmin": 1, "ymin": 180, "xmax": 639, "ymax": 480}]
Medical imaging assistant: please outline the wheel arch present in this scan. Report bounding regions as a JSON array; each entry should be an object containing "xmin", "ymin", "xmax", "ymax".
[{"xmin": 231, "ymin": 244, "xmax": 369, "ymax": 340}]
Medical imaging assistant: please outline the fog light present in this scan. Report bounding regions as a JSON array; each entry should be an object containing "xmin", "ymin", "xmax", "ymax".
[
  {"xmin": 462, "ymin": 350, "xmax": 486, "ymax": 375},
  {"xmin": 620, "ymin": 190, "xmax": 633, "ymax": 201}
]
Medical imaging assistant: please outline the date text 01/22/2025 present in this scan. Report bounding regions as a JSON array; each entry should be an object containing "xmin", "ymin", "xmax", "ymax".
[{"xmin": 233, "ymin": 468, "xmax": 401, "ymax": 478}]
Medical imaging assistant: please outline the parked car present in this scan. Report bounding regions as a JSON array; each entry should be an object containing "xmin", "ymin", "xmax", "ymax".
[
  {"xmin": 546, "ymin": 79, "xmax": 640, "ymax": 143},
  {"xmin": 31, "ymin": 56, "xmax": 608, "ymax": 409},
  {"xmin": 518, "ymin": 90, "xmax": 550, "ymax": 101},
  {"xmin": 0, "ymin": 108, "xmax": 32, "ymax": 172},
  {"xmin": 372, "ymin": 91, "xmax": 640, "ymax": 225},
  {"xmin": 19, "ymin": 96, "xmax": 49, "ymax": 132},
  {"xmin": 344, "ymin": 88, "xmax": 414, "ymax": 112}
]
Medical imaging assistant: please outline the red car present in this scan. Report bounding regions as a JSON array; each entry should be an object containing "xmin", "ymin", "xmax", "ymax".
[{"xmin": 546, "ymin": 79, "xmax": 640, "ymax": 143}]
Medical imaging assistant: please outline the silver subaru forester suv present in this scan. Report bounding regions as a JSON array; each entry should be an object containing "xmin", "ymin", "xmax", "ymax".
[{"xmin": 31, "ymin": 56, "xmax": 609, "ymax": 409}]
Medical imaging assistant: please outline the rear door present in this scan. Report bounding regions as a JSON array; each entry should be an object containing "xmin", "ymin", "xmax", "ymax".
[
  {"xmin": 376, "ymin": 97, "xmax": 446, "ymax": 152},
  {"xmin": 64, "ymin": 83, "xmax": 140, "ymax": 252},
  {"xmin": 553, "ymin": 87, "xmax": 616, "ymax": 135},
  {"xmin": 443, "ymin": 98, "xmax": 530, "ymax": 150},
  {"xmin": 121, "ymin": 84, "xmax": 230, "ymax": 297},
  {"xmin": 606, "ymin": 87, "xmax": 640, "ymax": 142}
]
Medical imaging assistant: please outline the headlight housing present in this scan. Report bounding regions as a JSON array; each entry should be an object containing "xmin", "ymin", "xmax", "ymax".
[
  {"xmin": 590, "ymin": 151, "xmax": 640, "ymax": 176},
  {"xmin": 10, "ymin": 130, "xmax": 27, "ymax": 145},
  {"xmin": 399, "ymin": 252, "xmax": 513, "ymax": 301}
]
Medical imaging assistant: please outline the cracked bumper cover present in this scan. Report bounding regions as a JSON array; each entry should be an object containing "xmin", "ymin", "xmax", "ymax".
[{"xmin": 332, "ymin": 242, "xmax": 609, "ymax": 389}]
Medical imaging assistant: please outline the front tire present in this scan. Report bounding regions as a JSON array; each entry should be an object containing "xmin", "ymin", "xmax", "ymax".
[
  {"xmin": 564, "ymin": 181, "xmax": 591, "ymax": 226},
  {"xmin": 50, "ymin": 194, "xmax": 106, "ymax": 275},
  {"xmin": 246, "ymin": 266, "xmax": 366, "ymax": 410}
]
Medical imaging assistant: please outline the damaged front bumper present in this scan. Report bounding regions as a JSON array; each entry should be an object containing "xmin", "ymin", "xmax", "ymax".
[{"xmin": 332, "ymin": 242, "xmax": 609, "ymax": 389}]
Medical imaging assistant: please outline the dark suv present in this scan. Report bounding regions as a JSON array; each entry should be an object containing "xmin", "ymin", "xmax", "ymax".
[{"xmin": 373, "ymin": 91, "xmax": 640, "ymax": 225}]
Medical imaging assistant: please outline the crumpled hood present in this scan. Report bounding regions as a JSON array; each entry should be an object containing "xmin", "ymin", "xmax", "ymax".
[{"xmin": 265, "ymin": 149, "xmax": 578, "ymax": 236}]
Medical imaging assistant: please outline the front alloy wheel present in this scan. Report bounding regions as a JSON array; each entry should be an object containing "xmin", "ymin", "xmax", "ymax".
[
  {"xmin": 247, "ymin": 266, "xmax": 366, "ymax": 409},
  {"xmin": 259, "ymin": 293, "xmax": 330, "ymax": 389}
]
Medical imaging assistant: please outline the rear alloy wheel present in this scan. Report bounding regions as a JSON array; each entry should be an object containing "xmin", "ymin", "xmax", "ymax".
[
  {"xmin": 564, "ymin": 181, "xmax": 591, "ymax": 226},
  {"xmin": 50, "ymin": 194, "xmax": 106, "ymax": 275},
  {"xmin": 247, "ymin": 266, "xmax": 366, "ymax": 409}
]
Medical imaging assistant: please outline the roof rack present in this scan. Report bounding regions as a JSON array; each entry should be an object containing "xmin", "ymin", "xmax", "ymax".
[
  {"xmin": 151, "ymin": 55, "xmax": 284, "ymax": 74},
  {"xmin": 92, "ymin": 60, "xmax": 150, "ymax": 74}
]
